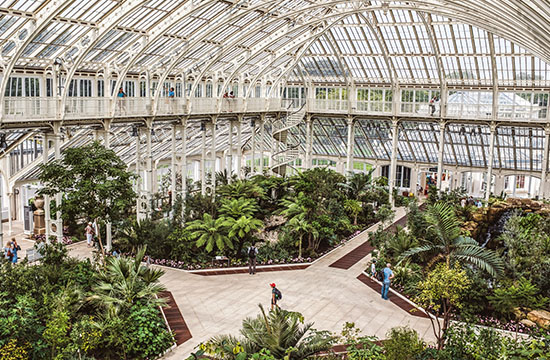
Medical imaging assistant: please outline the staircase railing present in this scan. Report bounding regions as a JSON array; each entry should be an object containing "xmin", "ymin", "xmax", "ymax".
[{"xmin": 271, "ymin": 100, "xmax": 307, "ymax": 175}]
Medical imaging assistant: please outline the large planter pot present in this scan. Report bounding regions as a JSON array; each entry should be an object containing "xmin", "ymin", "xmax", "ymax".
[{"xmin": 34, "ymin": 196, "xmax": 45, "ymax": 210}]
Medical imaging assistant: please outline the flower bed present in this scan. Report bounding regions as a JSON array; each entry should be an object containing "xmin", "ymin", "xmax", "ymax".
[{"xmin": 32, "ymin": 234, "xmax": 80, "ymax": 246}]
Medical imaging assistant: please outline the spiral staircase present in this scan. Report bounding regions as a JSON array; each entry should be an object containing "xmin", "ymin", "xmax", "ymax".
[{"xmin": 271, "ymin": 101, "xmax": 307, "ymax": 176}]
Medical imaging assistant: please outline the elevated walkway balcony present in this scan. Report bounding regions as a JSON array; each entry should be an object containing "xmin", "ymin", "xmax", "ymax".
[{"xmin": 1, "ymin": 97, "xmax": 548, "ymax": 126}]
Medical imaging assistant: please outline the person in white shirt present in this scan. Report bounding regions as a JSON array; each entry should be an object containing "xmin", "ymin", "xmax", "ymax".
[{"xmin": 370, "ymin": 259, "xmax": 377, "ymax": 280}]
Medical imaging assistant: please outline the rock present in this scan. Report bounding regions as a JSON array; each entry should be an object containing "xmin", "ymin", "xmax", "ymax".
[
  {"xmin": 472, "ymin": 212, "xmax": 485, "ymax": 222},
  {"xmin": 527, "ymin": 310, "xmax": 550, "ymax": 328},
  {"xmin": 513, "ymin": 307, "xmax": 526, "ymax": 320},
  {"xmin": 520, "ymin": 319, "xmax": 537, "ymax": 327}
]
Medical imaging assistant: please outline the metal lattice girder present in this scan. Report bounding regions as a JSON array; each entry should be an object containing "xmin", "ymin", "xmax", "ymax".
[{"xmin": 0, "ymin": 0, "xmax": 77, "ymax": 108}]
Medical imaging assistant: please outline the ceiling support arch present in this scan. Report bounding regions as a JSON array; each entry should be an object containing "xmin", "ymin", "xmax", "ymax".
[{"xmin": 0, "ymin": 0, "xmax": 77, "ymax": 118}]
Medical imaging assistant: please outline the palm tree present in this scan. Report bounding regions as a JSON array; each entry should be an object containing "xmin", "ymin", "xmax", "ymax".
[
  {"xmin": 287, "ymin": 216, "xmax": 317, "ymax": 258},
  {"xmin": 90, "ymin": 246, "xmax": 166, "ymax": 314},
  {"xmin": 217, "ymin": 179, "xmax": 265, "ymax": 200},
  {"xmin": 223, "ymin": 215, "xmax": 264, "ymax": 257},
  {"xmin": 205, "ymin": 305, "xmax": 335, "ymax": 360},
  {"xmin": 340, "ymin": 170, "xmax": 374, "ymax": 200},
  {"xmin": 187, "ymin": 213, "xmax": 233, "ymax": 253},
  {"xmin": 343, "ymin": 199, "xmax": 362, "ymax": 225},
  {"xmin": 399, "ymin": 202, "xmax": 504, "ymax": 277},
  {"xmin": 219, "ymin": 197, "xmax": 258, "ymax": 219}
]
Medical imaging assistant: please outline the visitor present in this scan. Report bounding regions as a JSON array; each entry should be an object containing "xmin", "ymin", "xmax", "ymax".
[
  {"xmin": 10, "ymin": 238, "xmax": 21, "ymax": 264},
  {"xmin": 247, "ymin": 244, "xmax": 258, "ymax": 275},
  {"xmin": 370, "ymin": 259, "xmax": 377, "ymax": 280},
  {"xmin": 117, "ymin": 87, "xmax": 127, "ymax": 113},
  {"xmin": 3, "ymin": 240, "xmax": 12, "ymax": 261},
  {"xmin": 460, "ymin": 198, "xmax": 466, "ymax": 207},
  {"xmin": 270, "ymin": 283, "xmax": 282, "ymax": 310},
  {"xmin": 381, "ymin": 263, "xmax": 394, "ymax": 300},
  {"xmin": 168, "ymin": 87, "xmax": 175, "ymax": 98},
  {"xmin": 429, "ymin": 96, "xmax": 436, "ymax": 115},
  {"xmin": 167, "ymin": 87, "xmax": 176, "ymax": 114},
  {"xmin": 85, "ymin": 222, "xmax": 94, "ymax": 247}
]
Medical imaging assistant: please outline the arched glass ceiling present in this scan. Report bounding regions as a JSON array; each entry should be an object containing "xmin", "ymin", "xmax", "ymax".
[{"xmin": 1, "ymin": 0, "xmax": 549, "ymax": 88}]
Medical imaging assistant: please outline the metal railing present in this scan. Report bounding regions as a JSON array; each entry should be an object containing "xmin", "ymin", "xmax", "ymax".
[{"xmin": 2, "ymin": 97, "xmax": 546, "ymax": 123}]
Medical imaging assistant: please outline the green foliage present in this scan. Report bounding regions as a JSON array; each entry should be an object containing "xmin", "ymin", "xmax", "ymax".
[
  {"xmin": 383, "ymin": 327, "xmax": 425, "ymax": 360},
  {"xmin": 488, "ymin": 278, "xmax": 549, "ymax": 319},
  {"xmin": 90, "ymin": 247, "xmax": 166, "ymax": 314},
  {"xmin": 340, "ymin": 322, "xmax": 385, "ymax": 360},
  {"xmin": 123, "ymin": 302, "xmax": 174, "ymax": 359},
  {"xmin": 415, "ymin": 263, "xmax": 471, "ymax": 349},
  {"xmin": 187, "ymin": 213, "xmax": 233, "ymax": 253},
  {"xmin": 375, "ymin": 204, "xmax": 394, "ymax": 226},
  {"xmin": 223, "ymin": 215, "xmax": 264, "ymax": 257},
  {"xmin": 400, "ymin": 202, "xmax": 504, "ymax": 277},
  {"xmin": 43, "ymin": 310, "xmax": 70, "ymax": 359},
  {"xmin": 498, "ymin": 211, "xmax": 550, "ymax": 297},
  {"xmin": 38, "ymin": 141, "xmax": 136, "ymax": 225},
  {"xmin": 432, "ymin": 323, "xmax": 550, "ymax": 360},
  {"xmin": 202, "ymin": 305, "xmax": 335, "ymax": 360}
]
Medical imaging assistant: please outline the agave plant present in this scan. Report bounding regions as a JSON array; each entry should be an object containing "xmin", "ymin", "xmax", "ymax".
[
  {"xmin": 399, "ymin": 202, "xmax": 504, "ymax": 277},
  {"xmin": 204, "ymin": 305, "xmax": 335, "ymax": 360}
]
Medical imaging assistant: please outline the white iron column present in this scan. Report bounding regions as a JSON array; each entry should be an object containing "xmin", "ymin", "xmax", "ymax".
[
  {"xmin": 146, "ymin": 125, "xmax": 153, "ymax": 217},
  {"xmin": 103, "ymin": 123, "xmax": 112, "ymax": 251},
  {"xmin": 53, "ymin": 125, "xmax": 63, "ymax": 242},
  {"xmin": 211, "ymin": 118, "xmax": 217, "ymax": 198},
  {"xmin": 43, "ymin": 132, "xmax": 51, "ymax": 241},
  {"xmin": 540, "ymin": 125, "xmax": 550, "ymax": 198},
  {"xmin": 180, "ymin": 119, "xmax": 188, "ymax": 220},
  {"xmin": 305, "ymin": 115, "xmax": 313, "ymax": 169},
  {"xmin": 485, "ymin": 123, "xmax": 496, "ymax": 202},
  {"xmin": 259, "ymin": 116, "xmax": 265, "ymax": 173},
  {"xmin": 389, "ymin": 119, "xmax": 399, "ymax": 207},
  {"xmin": 135, "ymin": 128, "xmax": 142, "ymax": 223},
  {"xmin": 251, "ymin": 119, "xmax": 256, "ymax": 174},
  {"xmin": 201, "ymin": 122, "xmax": 207, "ymax": 195},
  {"xmin": 437, "ymin": 121, "xmax": 445, "ymax": 191},
  {"xmin": 346, "ymin": 116, "xmax": 355, "ymax": 174},
  {"xmin": 270, "ymin": 117, "xmax": 277, "ymax": 173},
  {"xmin": 227, "ymin": 120, "xmax": 233, "ymax": 177},
  {"xmin": 237, "ymin": 118, "xmax": 243, "ymax": 179},
  {"xmin": 170, "ymin": 124, "xmax": 177, "ymax": 210}
]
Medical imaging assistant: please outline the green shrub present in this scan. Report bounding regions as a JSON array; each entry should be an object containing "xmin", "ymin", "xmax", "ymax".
[
  {"xmin": 488, "ymin": 278, "xmax": 549, "ymax": 319},
  {"xmin": 383, "ymin": 327, "xmax": 425, "ymax": 360}
]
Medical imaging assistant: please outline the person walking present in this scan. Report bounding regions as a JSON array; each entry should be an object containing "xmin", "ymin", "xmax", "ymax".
[
  {"xmin": 85, "ymin": 222, "xmax": 94, "ymax": 247},
  {"xmin": 370, "ymin": 259, "xmax": 377, "ymax": 280},
  {"xmin": 381, "ymin": 263, "xmax": 394, "ymax": 300},
  {"xmin": 270, "ymin": 283, "xmax": 282, "ymax": 310},
  {"xmin": 9, "ymin": 238, "xmax": 20, "ymax": 264},
  {"xmin": 247, "ymin": 244, "xmax": 258, "ymax": 275},
  {"xmin": 3, "ymin": 240, "xmax": 12, "ymax": 261}
]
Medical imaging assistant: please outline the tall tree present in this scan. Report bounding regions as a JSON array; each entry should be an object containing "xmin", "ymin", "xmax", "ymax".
[
  {"xmin": 223, "ymin": 215, "xmax": 263, "ymax": 258},
  {"xmin": 38, "ymin": 141, "xmax": 136, "ymax": 226}
]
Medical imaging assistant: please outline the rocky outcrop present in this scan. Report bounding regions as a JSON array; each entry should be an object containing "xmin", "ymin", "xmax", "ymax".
[
  {"xmin": 462, "ymin": 198, "xmax": 550, "ymax": 241},
  {"xmin": 527, "ymin": 310, "xmax": 550, "ymax": 329}
]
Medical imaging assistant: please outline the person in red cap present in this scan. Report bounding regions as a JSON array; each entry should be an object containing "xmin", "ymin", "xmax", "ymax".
[{"xmin": 270, "ymin": 283, "xmax": 282, "ymax": 310}]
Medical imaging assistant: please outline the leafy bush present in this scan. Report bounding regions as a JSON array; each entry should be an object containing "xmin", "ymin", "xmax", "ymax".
[
  {"xmin": 383, "ymin": 327, "xmax": 425, "ymax": 360},
  {"xmin": 488, "ymin": 278, "xmax": 549, "ymax": 319}
]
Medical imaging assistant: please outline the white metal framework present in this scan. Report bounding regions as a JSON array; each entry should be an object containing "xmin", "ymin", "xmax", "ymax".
[{"xmin": 1, "ymin": 0, "xmax": 550, "ymax": 245}]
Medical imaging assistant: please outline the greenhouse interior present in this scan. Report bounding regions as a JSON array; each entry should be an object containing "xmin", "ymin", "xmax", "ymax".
[{"xmin": 0, "ymin": 0, "xmax": 549, "ymax": 359}]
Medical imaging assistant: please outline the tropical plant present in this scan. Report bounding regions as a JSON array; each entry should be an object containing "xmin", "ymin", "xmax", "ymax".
[
  {"xmin": 218, "ymin": 180, "xmax": 266, "ymax": 200},
  {"xmin": 223, "ymin": 215, "xmax": 264, "ymax": 258},
  {"xmin": 415, "ymin": 263, "xmax": 471, "ymax": 350},
  {"xmin": 487, "ymin": 278, "xmax": 549, "ymax": 319},
  {"xmin": 344, "ymin": 199, "xmax": 362, "ymax": 225},
  {"xmin": 219, "ymin": 197, "xmax": 259, "ymax": 219},
  {"xmin": 187, "ymin": 213, "xmax": 232, "ymax": 253},
  {"xmin": 340, "ymin": 170, "xmax": 374, "ymax": 200},
  {"xmin": 89, "ymin": 247, "xmax": 166, "ymax": 314},
  {"xmin": 38, "ymin": 141, "xmax": 136, "ymax": 230},
  {"xmin": 399, "ymin": 202, "xmax": 505, "ymax": 277},
  {"xmin": 385, "ymin": 228, "xmax": 418, "ymax": 261},
  {"xmin": 201, "ymin": 305, "xmax": 335, "ymax": 360},
  {"xmin": 383, "ymin": 327, "xmax": 425, "ymax": 360},
  {"xmin": 286, "ymin": 216, "xmax": 318, "ymax": 258}
]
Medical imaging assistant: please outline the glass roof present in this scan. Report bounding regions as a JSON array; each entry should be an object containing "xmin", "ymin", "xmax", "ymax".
[{"xmin": 0, "ymin": 0, "xmax": 549, "ymax": 88}]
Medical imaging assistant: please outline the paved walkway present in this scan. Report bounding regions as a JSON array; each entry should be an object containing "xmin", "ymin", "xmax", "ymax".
[
  {"xmin": 60, "ymin": 206, "xmax": 435, "ymax": 358},
  {"xmin": 160, "ymin": 206, "xmax": 435, "ymax": 358}
]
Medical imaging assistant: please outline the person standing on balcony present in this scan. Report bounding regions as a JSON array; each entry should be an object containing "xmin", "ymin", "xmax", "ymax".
[{"xmin": 117, "ymin": 87, "xmax": 127, "ymax": 114}]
